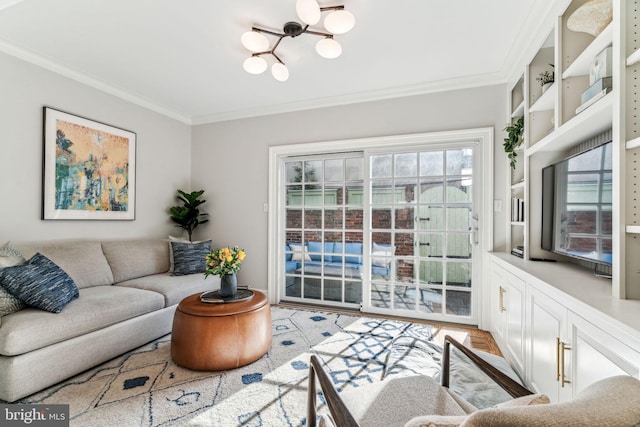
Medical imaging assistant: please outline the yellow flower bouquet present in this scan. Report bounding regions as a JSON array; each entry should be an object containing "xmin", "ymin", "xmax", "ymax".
[{"xmin": 205, "ymin": 246, "xmax": 246, "ymax": 278}]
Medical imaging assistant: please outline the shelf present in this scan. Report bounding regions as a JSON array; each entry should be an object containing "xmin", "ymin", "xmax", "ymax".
[
  {"xmin": 529, "ymin": 83, "xmax": 556, "ymax": 112},
  {"xmin": 627, "ymin": 225, "xmax": 640, "ymax": 234},
  {"xmin": 511, "ymin": 221, "xmax": 525, "ymax": 226},
  {"xmin": 627, "ymin": 136, "xmax": 640, "ymax": 150},
  {"xmin": 527, "ymin": 92, "xmax": 613, "ymax": 156},
  {"xmin": 511, "ymin": 181, "xmax": 525, "ymax": 191},
  {"xmin": 511, "ymin": 100, "xmax": 525, "ymax": 118},
  {"xmin": 627, "ymin": 48, "xmax": 640, "ymax": 67},
  {"xmin": 563, "ymin": 24, "xmax": 613, "ymax": 78}
]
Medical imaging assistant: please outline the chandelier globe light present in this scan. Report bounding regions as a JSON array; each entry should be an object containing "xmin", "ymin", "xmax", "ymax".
[{"xmin": 241, "ymin": 0, "xmax": 354, "ymax": 81}]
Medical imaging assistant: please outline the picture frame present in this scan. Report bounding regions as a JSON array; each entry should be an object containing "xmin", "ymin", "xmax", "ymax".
[{"xmin": 42, "ymin": 107, "xmax": 136, "ymax": 220}]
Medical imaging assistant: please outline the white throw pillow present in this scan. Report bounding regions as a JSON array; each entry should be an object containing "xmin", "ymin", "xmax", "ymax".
[
  {"xmin": 290, "ymin": 244, "xmax": 311, "ymax": 262},
  {"xmin": 371, "ymin": 243, "xmax": 393, "ymax": 267},
  {"xmin": 0, "ymin": 241, "xmax": 27, "ymax": 316}
]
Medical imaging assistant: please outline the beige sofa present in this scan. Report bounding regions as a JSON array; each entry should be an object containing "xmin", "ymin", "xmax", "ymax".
[{"xmin": 0, "ymin": 238, "xmax": 219, "ymax": 402}]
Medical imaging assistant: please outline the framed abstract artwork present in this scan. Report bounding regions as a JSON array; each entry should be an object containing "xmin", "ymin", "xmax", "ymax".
[{"xmin": 42, "ymin": 107, "xmax": 136, "ymax": 220}]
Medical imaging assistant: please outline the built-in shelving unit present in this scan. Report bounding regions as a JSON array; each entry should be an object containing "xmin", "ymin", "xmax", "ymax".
[{"xmin": 501, "ymin": 0, "xmax": 639, "ymax": 301}]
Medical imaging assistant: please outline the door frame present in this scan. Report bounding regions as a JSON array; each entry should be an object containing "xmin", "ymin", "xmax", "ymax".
[{"xmin": 267, "ymin": 128, "xmax": 494, "ymax": 326}]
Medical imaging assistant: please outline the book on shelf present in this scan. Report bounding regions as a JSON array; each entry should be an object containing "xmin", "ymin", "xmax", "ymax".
[
  {"xmin": 511, "ymin": 198, "xmax": 525, "ymax": 222},
  {"xmin": 576, "ymin": 87, "xmax": 611, "ymax": 115},
  {"xmin": 511, "ymin": 247, "xmax": 524, "ymax": 258}
]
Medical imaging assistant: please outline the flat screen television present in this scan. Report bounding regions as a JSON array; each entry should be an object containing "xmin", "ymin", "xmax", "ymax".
[{"xmin": 541, "ymin": 140, "xmax": 612, "ymax": 266}]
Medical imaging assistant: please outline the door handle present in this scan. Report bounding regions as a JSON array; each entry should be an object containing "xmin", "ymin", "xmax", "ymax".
[
  {"xmin": 470, "ymin": 214, "xmax": 479, "ymax": 246},
  {"xmin": 556, "ymin": 338, "xmax": 571, "ymax": 387}
]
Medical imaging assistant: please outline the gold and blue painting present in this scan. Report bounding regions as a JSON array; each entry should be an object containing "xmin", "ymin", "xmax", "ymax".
[{"xmin": 42, "ymin": 107, "xmax": 136, "ymax": 220}]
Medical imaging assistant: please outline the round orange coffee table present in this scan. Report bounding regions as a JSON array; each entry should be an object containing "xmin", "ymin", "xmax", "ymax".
[{"xmin": 170, "ymin": 290, "xmax": 272, "ymax": 371}]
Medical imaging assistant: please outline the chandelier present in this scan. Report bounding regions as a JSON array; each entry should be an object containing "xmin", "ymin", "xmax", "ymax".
[{"xmin": 240, "ymin": 0, "xmax": 355, "ymax": 81}]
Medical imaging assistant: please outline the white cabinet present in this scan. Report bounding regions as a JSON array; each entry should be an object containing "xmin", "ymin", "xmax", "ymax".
[
  {"xmin": 489, "ymin": 254, "xmax": 640, "ymax": 403},
  {"xmin": 490, "ymin": 263, "xmax": 525, "ymax": 376}
]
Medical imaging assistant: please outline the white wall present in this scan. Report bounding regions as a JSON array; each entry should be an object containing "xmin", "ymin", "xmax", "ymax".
[
  {"xmin": 191, "ymin": 85, "xmax": 510, "ymax": 292},
  {"xmin": 0, "ymin": 52, "xmax": 192, "ymax": 242}
]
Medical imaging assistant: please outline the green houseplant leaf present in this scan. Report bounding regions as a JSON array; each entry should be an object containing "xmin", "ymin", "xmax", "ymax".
[
  {"xmin": 169, "ymin": 189, "xmax": 209, "ymax": 241},
  {"xmin": 503, "ymin": 116, "xmax": 525, "ymax": 170}
]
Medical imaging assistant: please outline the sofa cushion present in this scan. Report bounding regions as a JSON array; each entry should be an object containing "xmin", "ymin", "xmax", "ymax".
[
  {"xmin": 0, "ymin": 285, "xmax": 165, "ymax": 356},
  {"xmin": 372, "ymin": 242, "xmax": 393, "ymax": 267},
  {"xmin": 308, "ymin": 241, "xmax": 335, "ymax": 261},
  {"xmin": 0, "ymin": 242, "xmax": 26, "ymax": 316},
  {"xmin": 0, "ymin": 253, "xmax": 79, "ymax": 313},
  {"xmin": 289, "ymin": 243, "xmax": 311, "ymax": 261},
  {"xmin": 15, "ymin": 240, "xmax": 114, "ymax": 289},
  {"xmin": 102, "ymin": 239, "xmax": 170, "ymax": 283},
  {"xmin": 116, "ymin": 272, "xmax": 214, "ymax": 307},
  {"xmin": 171, "ymin": 240, "xmax": 211, "ymax": 276}
]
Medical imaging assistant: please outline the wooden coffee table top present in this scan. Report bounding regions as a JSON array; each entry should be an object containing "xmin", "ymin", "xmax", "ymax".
[{"xmin": 177, "ymin": 290, "xmax": 268, "ymax": 317}]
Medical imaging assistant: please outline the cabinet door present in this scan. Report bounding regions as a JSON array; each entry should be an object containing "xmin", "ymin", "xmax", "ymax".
[
  {"xmin": 568, "ymin": 312, "xmax": 640, "ymax": 396},
  {"xmin": 490, "ymin": 263, "xmax": 507, "ymax": 342},
  {"xmin": 527, "ymin": 286, "xmax": 570, "ymax": 402},
  {"xmin": 504, "ymin": 271, "xmax": 525, "ymax": 375}
]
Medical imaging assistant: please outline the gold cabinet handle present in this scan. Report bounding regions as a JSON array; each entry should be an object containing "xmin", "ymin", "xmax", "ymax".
[
  {"xmin": 556, "ymin": 338, "xmax": 571, "ymax": 387},
  {"xmin": 499, "ymin": 286, "xmax": 506, "ymax": 312}
]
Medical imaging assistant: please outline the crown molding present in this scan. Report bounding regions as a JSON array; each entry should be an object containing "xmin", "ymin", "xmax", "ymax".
[
  {"xmin": 191, "ymin": 72, "xmax": 507, "ymax": 125},
  {"xmin": 0, "ymin": 0, "xmax": 24, "ymax": 12},
  {"xmin": 0, "ymin": 38, "xmax": 192, "ymax": 124}
]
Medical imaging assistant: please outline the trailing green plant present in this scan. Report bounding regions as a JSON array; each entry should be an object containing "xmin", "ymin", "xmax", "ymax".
[
  {"xmin": 169, "ymin": 189, "xmax": 209, "ymax": 241},
  {"xmin": 536, "ymin": 64, "xmax": 555, "ymax": 86},
  {"xmin": 503, "ymin": 116, "xmax": 525, "ymax": 169}
]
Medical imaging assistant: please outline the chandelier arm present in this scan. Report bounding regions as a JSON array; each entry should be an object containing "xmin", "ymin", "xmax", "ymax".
[
  {"xmin": 251, "ymin": 26, "xmax": 286, "ymax": 38},
  {"xmin": 319, "ymin": 5, "xmax": 345, "ymax": 12},
  {"xmin": 303, "ymin": 29, "xmax": 334, "ymax": 38}
]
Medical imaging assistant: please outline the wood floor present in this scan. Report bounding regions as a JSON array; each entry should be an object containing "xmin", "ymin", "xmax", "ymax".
[{"xmin": 275, "ymin": 302, "xmax": 502, "ymax": 356}]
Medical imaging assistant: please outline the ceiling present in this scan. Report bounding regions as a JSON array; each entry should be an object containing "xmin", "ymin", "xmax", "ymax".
[{"xmin": 0, "ymin": 0, "xmax": 554, "ymax": 124}]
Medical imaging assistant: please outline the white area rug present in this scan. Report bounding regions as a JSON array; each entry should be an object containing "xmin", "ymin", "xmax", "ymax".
[{"xmin": 20, "ymin": 306, "xmax": 428, "ymax": 426}]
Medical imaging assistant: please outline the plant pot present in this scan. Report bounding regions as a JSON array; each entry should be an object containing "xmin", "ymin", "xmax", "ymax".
[
  {"xmin": 542, "ymin": 82, "xmax": 553, "ymax": 93},
  {"xmin": 220, "ymin": 273, "xmax": 238, "ymax": 297}
]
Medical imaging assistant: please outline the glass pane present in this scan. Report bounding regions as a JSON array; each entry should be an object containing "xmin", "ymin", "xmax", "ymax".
[
  {"xmin": 304, "ymin": 209, "xmax": 322, "ymax": 229},
  {"xmin": 394, "ymin": 284, "xmax": 413, "ymax": 310},
  {"xmin": 601, "ymin": 206, "xmax": 612, "ymax": 235},
  {"xmin": 417, "ymin": 288, "xmax": 443, "ymax": 314},
  {"xmin": 371, "ymin": 180, "xmax": 395, "ymax": 204},
  {"xmin": 371, "ymin": 283, "xmax": 392, "ymax": 308},
  {"xmin": 324, "ymin": 186, "xmax": 340, "ymax": 205},
  {"xmin": 447, "ymin": 207, "xmax": 471, "ymax": 231},
  {"xmin": 446, "ymin": 290, "xmax": 471, "ymax": 316},
  {"xmin": 419, "ymin": 178, "xmax": 444, "ymax": 203},
  {"xmin": 602, "ymin": 172, "xmax": 612, "ymax": 203},
  {"xmin": 446, "ymin": 148, "xmax": 473, "ymax": 176},
  {"xmin": 286, "ymin": 187, "xmax": 302, "ymax": 206},
  {"xmin": 286, "ymin": 161, "xmax": 303, "ymax": 183},
  {"xmin": 419, "ymin": 260, "xmax": 443, "ymax": 285},
  {"xmin": 285, "ymin": 276, "xmax": 301, "ymax": 297},
  {"xmin": 286, "ymin": 230, "xmax": 302, "ymax": 245},
  {"xmin": 346, "ymin": 184, "xmax": 363, "ymax": 206},
  {"xmin": 395, "ymin": 179, "xmax": 417, "ymax": 203},
  {"xmin": 447, "ymin": 234, "xmax": 471, "ymax": 259},
  {"xmin": 324, "ymin": 210, "xmax": 343, "ymax": 230},
  {"xmin": 303, "ymin": 278, "xmax": 321, "ymax": 300},
  {"xmin": 372, "ymin": 208, "xmax": 392, "ymax": 229},
  {"xmin": 395, "ymin": 206, "xmax": 415, "ymax": 229},
  {"xmin": 325, "ymin": 231, "xmax": 342, "ymax": 244},
  {"xmin": 446, "ymin": 179, "xmax": 472, "ymax": 203},
  {"xmin": 395, "ymin": 258, "xmax": 414, "ymax": 283},
  {"xmin": 305, "ymin": 160, "xmax": 322, "ymax": 182},
  {"xmin": 304, "ymin": 184, "xmax": 323, "ymax": 205},
  {"xmin": 394, "ymin": 232, "xmax": 413, "ymax": 256},
  {"xmin": 417, "ymin": 206, "xmax": 444, "ymax": 231},
  {"xmin": 346, "ymin": 157, "xmax": 364, "ymax": 180},
  {"xmin": 419, "ymin": 233, "xmax": 443, "ymax": 258},
  {"xmin": 324, "ymin": 159, "xmax": 344, "ymax": 182},
  {"xmin": 324, "ymin": 278, "xmax": 343, "ymax": 302},
  {"xmin": 286, "ymin": 209, "xmax": 302, "ymax": 229},
  {"xmin": 346, "ymin": 208, "xmax": 363, "ymax": 230},
  {"xmin": 395, "ymin": 153, "xmax": 417, "ymax": 177},
  {"xmin": 371, "ymin": 154, "xmax": 392, "ymax": 178},
  {"xmin": 565, "ymin": 206, "xmax": 597, "ymax": 234},
  {"xmin": 567, "ymin": 173, "xmax": 600, "ymax": 203},
  {"xmin": 420, "ymin": 151, "xmax": 443, "ymax": 176},
  {"xmin": 345, "ymin": 280, "xmax": 362, "ymax": 304},
  {"xmin": 447, "ymin": 262, "xmax": 471, "ymax": 287}
]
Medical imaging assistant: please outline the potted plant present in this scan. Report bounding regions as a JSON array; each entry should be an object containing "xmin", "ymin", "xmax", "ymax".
[
  {"xmin": 537, "ymin": 64, "xmax": 555, "ymax": 93},
  {"xmin": 503, "ymin": 116, "xmax": 525, "ymax": 169},
  {"xmin": 169, "ymin": 189, "xmax": 209, "ymax": 242},
  {"xmin": 205, "ymin": 246, "xmax": 246, "ymax": 297}
]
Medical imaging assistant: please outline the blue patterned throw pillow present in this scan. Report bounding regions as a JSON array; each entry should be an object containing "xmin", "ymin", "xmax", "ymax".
[
  {"xmin": 171, "ymin": 240, "xmax": 211, "ymax": 276},
  {"xmin": 0, "ymin": 253, "xmax": 79, "ymax": 313}
]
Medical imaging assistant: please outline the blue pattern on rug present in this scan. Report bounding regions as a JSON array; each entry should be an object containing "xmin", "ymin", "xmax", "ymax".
[{"xmin": 17, "ymin": 307, "xmax": 423, "ymax": 426}]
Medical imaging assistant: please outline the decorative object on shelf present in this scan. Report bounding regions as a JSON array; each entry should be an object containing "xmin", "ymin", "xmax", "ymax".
[
  {"xmin": 42, "ymin": 107, "xmax": 136, "ymax": 220},
  {"xmin": 567, "ymin": 0, "xmax": 612, "ymax": 37},
  {"xmin": 205, "ymin": 246, "xmax": 246, "ymax": 297},
  {"xmin": 589, "ymin": 46, "xmax": 612, "ymax": 85},
  {"xmin": 503, "ymin": 116, "xmax": 525, "ymax": 170},
  {"xmin": 169, "ymin": 190, "xmax": 209, "ymax": 242},
  {"xmin": 240, "ymin": 0, "xmax": 355, "ymax": 81},
  {"xmin": 536, "ymin": 64, "xmax": 554, "ymax": 93}
]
